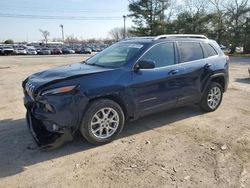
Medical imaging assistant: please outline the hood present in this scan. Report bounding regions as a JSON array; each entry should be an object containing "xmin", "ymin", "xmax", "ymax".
[{"xmin": 24, "ymin": 63, "xmax": 113, "ymax": 92}]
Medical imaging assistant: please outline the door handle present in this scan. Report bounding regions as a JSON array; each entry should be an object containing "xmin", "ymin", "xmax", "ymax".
[
  {"xmin": 168, "ymin": 69, "xmax": 179, "ymax": 75},
  {"xmin": 204, "ymin": 63, "xmax": 212, "ymax": 69}
]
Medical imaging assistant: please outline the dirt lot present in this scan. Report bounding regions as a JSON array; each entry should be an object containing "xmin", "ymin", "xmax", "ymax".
[{"xmin": 0, "ymin": 55, "xmax": 249, "ymax": 188}]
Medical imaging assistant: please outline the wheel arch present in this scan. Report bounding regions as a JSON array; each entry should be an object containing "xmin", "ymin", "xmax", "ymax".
[
  {"xmin": 201, "ymin": 73, "xmax": 226, "ymax": 95},
  {"xmin": 210, "ymin": 74, "xmax": 226, "ymax": 92},
  {"xmin": 87, "ymin": 93, "xmax": 134, "ymax": 121}
]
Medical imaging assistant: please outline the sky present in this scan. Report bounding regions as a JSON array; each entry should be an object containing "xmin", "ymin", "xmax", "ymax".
[{"xmin": 0, "ymin": 0, "xmax": 132, "ymax": 42}]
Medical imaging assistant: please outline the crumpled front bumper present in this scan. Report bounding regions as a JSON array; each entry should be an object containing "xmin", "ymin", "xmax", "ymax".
[
  {"xmin": 26, "ymin": 111, "xmax": 73, "ymax": 149},
  {"xmin": 23, "ymin": 91, "xmax": 88, "ymax": 149}
]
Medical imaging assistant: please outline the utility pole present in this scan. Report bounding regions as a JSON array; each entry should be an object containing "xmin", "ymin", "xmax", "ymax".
[
  {"xmin": 123, "ymin": 15, "xmax": 126, "ymax": 39},
  {"xmin": 59, "ymin": 24, "xmax": 64, "ymax": 44},
  {"xmin": 161, "ymin": 1, "xmax": 165, "ymax": 22}
]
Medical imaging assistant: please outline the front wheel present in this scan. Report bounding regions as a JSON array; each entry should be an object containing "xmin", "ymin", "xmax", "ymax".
[
  {"xmin": 200, "ymin": 82, "xmax": 223, "ymax": 112},
  {"xmin": 80, "ymin": 99, "xmax": 125, "ymax": 145}
]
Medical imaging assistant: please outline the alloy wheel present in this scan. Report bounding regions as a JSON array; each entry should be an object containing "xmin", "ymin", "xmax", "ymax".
[
  {"xmin": 207, "ymin": 86, "xmax": 222, "ymax": 109},
  {"xmin": 90, "ymin": 107, "xmax": 119, "ymax": 139}
]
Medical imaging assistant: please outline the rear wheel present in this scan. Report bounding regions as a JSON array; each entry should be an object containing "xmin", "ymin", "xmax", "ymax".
[
  {"xmin": 200, "ymin": 82, "xmax": 223, "ymax": 112},
  {"xmin": 80, "ymin": 99, "xmax": 125, "ymax": 145}
]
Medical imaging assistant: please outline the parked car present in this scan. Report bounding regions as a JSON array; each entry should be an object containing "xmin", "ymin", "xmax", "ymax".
[
  {"xmin": 1, "ymin": 46, "xmax": 15, "ymax": 55},
  {"xmin": 52, "ymin": 48, "xmax": 62, "ymax": 55},
  {"xmin": 40, "ymin": 48, "xmax": 51, "ymax": 55},
  {"xmin": 91, "ymin": 47, "xmax": 100, "ymax": 52},
  {"xmin": 74, "ymin": 47, "xmax": 81, "ymax": 54},
  {"xmin": 81, "ymin": 47, "xmax": 92, "ymax": 54},
  {"xmin": 0, "ymin": 47, "xmax": 3, "ymax": 55},
  {"xmin": 62, "ymin": 48, "xmax": 75, "ymax": 54},
  {"xmin": 36, "ymin": 48, "xmax": 42, "ymax": 55},
  {"xmin": 14, "ymin": 48, "xmax": 27, "ymax": 55},
  {"xmin": 27, "ymin": 48, "xmax": 37, "ymax": 55},
  {"xmin": 23, "ymin": 34, "xmax": 229, "ymax": 148}
]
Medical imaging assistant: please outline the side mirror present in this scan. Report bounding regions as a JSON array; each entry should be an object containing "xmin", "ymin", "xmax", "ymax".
[{"xmin": 135, "ymin": 60, "xmax": 155, "ymax": 71}]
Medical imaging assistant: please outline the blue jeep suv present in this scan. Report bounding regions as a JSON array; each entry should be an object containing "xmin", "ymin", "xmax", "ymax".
[{"xmin": 23, "ymin": 34, "xmax": 229, "ymax": 148}]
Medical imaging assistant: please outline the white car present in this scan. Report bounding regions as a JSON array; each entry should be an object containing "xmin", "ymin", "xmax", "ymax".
[
  {"xmin": 15, "ymin": 48, "xmax": 27, "ymax": 55},
  {"xmin": 27, "ymin": 48, "xmax": 37, "ymax": 55}
]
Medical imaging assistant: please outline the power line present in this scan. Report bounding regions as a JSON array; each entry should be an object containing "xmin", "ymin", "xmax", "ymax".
[
  {"xmin": 0, "ymin": 13, "xmax": 123, "ymax": 20},
  {"xmin": 0, "ymin": 6, "xmax": 128, "ymax": 13}
]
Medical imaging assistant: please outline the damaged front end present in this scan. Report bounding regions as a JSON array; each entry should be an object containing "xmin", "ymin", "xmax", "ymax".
[
  {"xmin": 23, "ymin": 81, "xmax": 88, "ymax": 149},
  {"xmin": 26, "ymin": 112, "xmax": 73, "ymax": 149}
]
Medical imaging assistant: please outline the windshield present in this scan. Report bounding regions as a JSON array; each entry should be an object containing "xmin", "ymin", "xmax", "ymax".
[{"xmin": 86, "ymin": 42, "xmax": 143, "ymax": 68}]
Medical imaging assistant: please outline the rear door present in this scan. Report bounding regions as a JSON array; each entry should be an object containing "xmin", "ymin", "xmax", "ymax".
[
  {"xmin": 130, "ymin": 42, "xmax": 184, "ymax": 114},
  {"xmin": 176, "ymin": 42, "xmax": 209, "ymax": 103}
]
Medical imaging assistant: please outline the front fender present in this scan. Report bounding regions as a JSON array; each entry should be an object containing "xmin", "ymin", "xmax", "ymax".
[{"xmin": 84, "ymin": 86, "xmax": 136, "ymax": 119}]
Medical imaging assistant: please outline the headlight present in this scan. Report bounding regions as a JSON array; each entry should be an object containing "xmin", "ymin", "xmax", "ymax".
[{"xmin": 41, "ymin": 85, "xmax": 77, "ymax": 96}]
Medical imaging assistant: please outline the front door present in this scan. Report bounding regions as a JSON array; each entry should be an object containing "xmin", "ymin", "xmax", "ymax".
[{"xmin": 129, "ymin": 42, "xmax": 183, "ymax": 115}]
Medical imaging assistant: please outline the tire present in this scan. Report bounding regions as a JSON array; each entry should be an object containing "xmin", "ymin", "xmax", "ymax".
[
  {"xmin": 80, "ymin": 99, "xmax": 125, "ymax": 145},
  {"xmin": 200, "ymin": 82, "xmax": 223, "ymax": 112}
]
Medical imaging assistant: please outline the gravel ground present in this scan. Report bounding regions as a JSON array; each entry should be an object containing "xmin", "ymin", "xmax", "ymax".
[{"xmin": 0, "ymin": 55, "xmax": 249, "ymax": 188}]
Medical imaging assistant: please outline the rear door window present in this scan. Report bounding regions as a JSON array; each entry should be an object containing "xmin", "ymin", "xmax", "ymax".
[
  {"xmin": 178, "ymin": 42, "xmax": 204, "ymax": 63},
  {"xmin": 203, "ymin": 43, "xmax": 218, "ymax": 57}
]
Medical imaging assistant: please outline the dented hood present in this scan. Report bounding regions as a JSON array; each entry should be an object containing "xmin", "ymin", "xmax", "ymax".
[{"xmin": 25, "ymin": 63, "xmax": 113, "ymax": 90}]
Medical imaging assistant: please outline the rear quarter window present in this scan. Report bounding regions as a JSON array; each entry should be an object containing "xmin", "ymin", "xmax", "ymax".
[
  {"xmin": 203, "ymin": 43, "xmax": 218, "ymax": 57},
  {"xmin": 178, "ymin": 42, "xmax": 204, "ymax": 63}
]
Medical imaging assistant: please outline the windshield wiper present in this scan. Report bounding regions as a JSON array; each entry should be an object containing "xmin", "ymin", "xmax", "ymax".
[{"xmin": 85, "ymin": 63, "xmax": 108, "ymax": 68}]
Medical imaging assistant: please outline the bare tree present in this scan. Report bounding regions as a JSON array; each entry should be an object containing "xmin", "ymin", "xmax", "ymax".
[
  {"xmin": 165, "ymin": 0, "xmax": 181, "ymax": 22},
  {"xmin": 65, "ymin": 34, "xmax": 79, "ymax": 44},
  {"xmin": 39, "ymin": 29, "xmax": 50, "ymax": 46},
  {"xmin": 109, "ymin": 27, "xmax": 135, "ymax": 41},
  {"xmin": 109, "ymin": 28, "xmax": 122, "ymax": 41},
  {"xmin": 208, "ymin": 0, "xmax": 227, "ymax": 44},
  {"xmin": 175, "ymin": 0, "xmax": 210, "ymax": 34},
  {"xmin": 225, "ymin": 0, "xmax": 250, "ymax": 52},
  {"xmin": 180, "ymin": 0, "xmax": 207, "ymax": 16}
]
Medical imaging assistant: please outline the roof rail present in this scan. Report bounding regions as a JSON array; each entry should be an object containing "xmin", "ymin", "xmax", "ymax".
[
  {"xmin": 154, "ymin": 34, "xmax": 208, "ymax": 40},
  {"xmin": 123, "ymin": 36, "xmax": 154, "ymax": 41}
]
